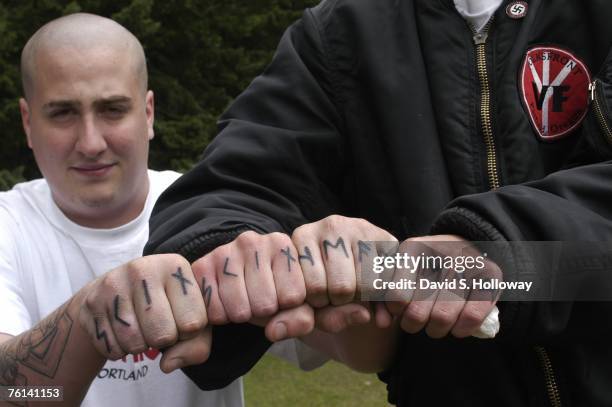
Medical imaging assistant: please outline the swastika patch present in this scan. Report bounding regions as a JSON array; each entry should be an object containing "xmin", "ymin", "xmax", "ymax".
[{"xmin": 520, "ymin": 46, "xmax": 591, "ymax": 141}]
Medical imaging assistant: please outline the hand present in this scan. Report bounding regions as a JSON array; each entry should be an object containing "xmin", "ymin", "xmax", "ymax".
[
  {"xmin": 291, "ymin": 215, "xmax": 398, "ymax": 307},
  {"xmin": 191, "ymin": 217, "xmax": 396, "ymax": 341},
  {"xmin": 79, "ymin": 254, "xmax": 210, "ymax": 373},
  {"xmin": 191, "ymin": 231, "xmax": 308, "ymax": 336},
  {"xmin": 384, "ymin": 235, "xmax": 501, "ymax": 338}
]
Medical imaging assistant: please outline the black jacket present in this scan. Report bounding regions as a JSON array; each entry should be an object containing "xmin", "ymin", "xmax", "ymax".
[{"xmin": 145, "ymin": 1, "xmax": 612, "ymax": 405}]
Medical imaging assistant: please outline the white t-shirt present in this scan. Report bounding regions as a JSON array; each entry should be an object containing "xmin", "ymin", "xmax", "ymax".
[
  {"xmin": 0, "ymin": 170, "xmax": 243, "ymax": 407},
  {"xmin": 454, "ymin": 0, "xmax": 504, "ymax": 32}
]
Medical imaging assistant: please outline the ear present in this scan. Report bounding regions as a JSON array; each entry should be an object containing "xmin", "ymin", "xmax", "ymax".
[
  {"xmin": 19, "ymin": 98, "xmax": 33, "ymax": 148},
  {"xmin": 145, "ymin": 90, "xmax": 155, "ymax": 141}
]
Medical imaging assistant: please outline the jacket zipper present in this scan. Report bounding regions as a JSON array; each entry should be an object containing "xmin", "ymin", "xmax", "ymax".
[
  {"xmin": 471, "ymin": 21, "xmax": 500, "ymax": 190},
  {"xmin": 535, "ymin": 346, "xmax": 562, "ymax": 407},
  {"xmin": 589, "ymin": 79, "xmax": 612, "ymax": 144},
  {"xmin": 471, "ymin": 20, "xmax": 562, "ymax": 407}
]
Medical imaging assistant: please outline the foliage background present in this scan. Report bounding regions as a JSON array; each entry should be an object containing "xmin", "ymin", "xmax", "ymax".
[
  {"xmin": 0, "ymin": 3, "xmax": 392, "ymax": 404},
  {"xmin": 0, "ymin": 0, "xmax": 317, "ymax": 189}
]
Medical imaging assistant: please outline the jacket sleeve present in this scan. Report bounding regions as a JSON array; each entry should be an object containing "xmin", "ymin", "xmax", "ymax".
[
  {"xmin": 431, "ymin": 48, "xmax": 612, "ymax": 346},
  {"xmin": 144, "ymin": 6, "xmax": 344, "ymax": 390}
]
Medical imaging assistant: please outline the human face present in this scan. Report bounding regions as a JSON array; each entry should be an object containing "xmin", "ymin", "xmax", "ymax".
[{"xmin": 20, "ymin": 45, "xmax": 154, "ymax": 228}]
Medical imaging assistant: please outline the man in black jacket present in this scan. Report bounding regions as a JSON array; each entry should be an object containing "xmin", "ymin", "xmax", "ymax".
[{"xmin": 145, "ymin": 0, "xmax": 612, "ymax": 405}]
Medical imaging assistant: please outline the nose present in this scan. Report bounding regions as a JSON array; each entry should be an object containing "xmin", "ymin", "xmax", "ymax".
[{"xmin": 75, "ymin": 114, "xmax": 107, "ymax": 158}]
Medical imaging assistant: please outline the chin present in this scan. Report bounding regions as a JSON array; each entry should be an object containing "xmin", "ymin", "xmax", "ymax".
[{"xmin": 78, "ymin": 192, "xmax": 117, "ymax": 209}]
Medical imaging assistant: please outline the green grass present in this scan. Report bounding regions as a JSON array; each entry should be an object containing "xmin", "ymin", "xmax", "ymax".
[{"xmin": 244, "ymin": 354, "xmax": 390, "ymax": 406}]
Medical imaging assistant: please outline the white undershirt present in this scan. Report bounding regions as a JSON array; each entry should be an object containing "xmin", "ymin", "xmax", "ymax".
[{"xmin": 454, "ymin": 0, "xmax": 505, "ymax": 32}]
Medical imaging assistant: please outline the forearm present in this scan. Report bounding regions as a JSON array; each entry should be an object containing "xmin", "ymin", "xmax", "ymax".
[
  {"xmin": 301, "ymin": 318, "xmax": 399, "ymax": 374},
  {"xmin": 0, "ymin": 289, "xmax": 105, "ymax": 406}
]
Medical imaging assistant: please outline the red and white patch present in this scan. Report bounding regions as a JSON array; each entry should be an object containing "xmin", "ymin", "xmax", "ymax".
[{"xmin": 520, "ymin": 46, "xmax": 591, "ymax": 140}]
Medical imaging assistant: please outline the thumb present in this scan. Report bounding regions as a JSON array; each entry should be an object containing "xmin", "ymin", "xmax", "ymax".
[
  {"xmin": 264, "ymin": 304, "xmax": 315, "ymax": 342},
  {"xmin": 160, "ymin": 326, "xmax": 212, "ymax": 373},
  {"xmin": 314, "ymin": 303, "xmax": 371, "ymax": 334}
]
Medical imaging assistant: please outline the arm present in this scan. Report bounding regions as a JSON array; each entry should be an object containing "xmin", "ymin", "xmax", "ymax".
[
  {"xmin": 0, "ymin": 254, "xmax": 210, "ymax": 406},
  {"xmin": 427, "ymin": 48, "xmax": 612, "ymax": 344},
  {"xmin": 0, "ymin": 290, "xmax": 105, "ymax": 406},
  {"xmin": 300, "ymin": 307, "xmax": 399, "ymax": 373},
  {"xmin": 145, "ymin": 6, "xmax": 345, "ymax": 390}
]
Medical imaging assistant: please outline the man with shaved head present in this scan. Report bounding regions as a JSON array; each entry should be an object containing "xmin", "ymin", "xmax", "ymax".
[{"xmin": 0, "ymin": 13, "xmax": 244, "ymax": 406}]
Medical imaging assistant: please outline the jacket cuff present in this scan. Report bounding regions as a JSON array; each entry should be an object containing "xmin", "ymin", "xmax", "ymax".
[
  {"xmin": 430, "ymin": 207, "xmax": 506, "ymax": 242},
  {"xmin": 176, "ymin": 226, "xmax": 256, "ymax": 262},
  {"xmin": 430, "ymin": 206, "xmax": 522, "ymax": 341}
]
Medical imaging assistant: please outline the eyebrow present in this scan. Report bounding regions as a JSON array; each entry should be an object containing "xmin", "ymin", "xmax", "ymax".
[
  {"xmin": 94, "ymin": 96, "xmax": 133, "ymax": 107},
  {"xmin": 42, "ymin": 100, "xmax": 80, "ymax": 112},
  {"xmin": 42, "ymin": 96, "xmax": 133, "ymax": 112}
]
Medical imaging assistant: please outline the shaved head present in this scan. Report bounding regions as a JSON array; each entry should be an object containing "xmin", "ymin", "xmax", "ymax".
[{"xmin": 21, "ymin": 13, "xmax": 147, "ymax": 100}]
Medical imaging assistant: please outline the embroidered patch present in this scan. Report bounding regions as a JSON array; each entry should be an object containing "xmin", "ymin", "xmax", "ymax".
[
  {"xmin": 520, "ymin": 46, "xmax": 591, "ymax": 140},
  {"xmin": 506, "ymin": 1, "xmax": 528, "ymax": 19}
]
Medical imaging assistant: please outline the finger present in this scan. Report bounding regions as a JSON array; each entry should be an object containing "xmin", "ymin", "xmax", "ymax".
[
  {"xmin": 215, "ymin": 244, "xmax": 252, "ymax": 323},
  {"xmin": 425, "ymin": 295, "xmax": 465, "ymax": 339},
  {"xmin": 110, "ymin": 293, "xmax": 148, "ymax": 354},
  {"xmin": 374, "ymin": 302, "xmax": 393, "ymax": 329},
  {"xmin": 314, "ymin": 303, "xmax": 371, "ymax": 334},
  {"xmin": 269, "ymin": 233, "xmax": 306, "ymax": 309},
  {"xmin": 292, "ymin": 225, "xmax": 328, "ymax": 308},
  {"xmin": 400, "ymin": 296, "xmax": 438, "ymax": 334},
  {"xmin": 82, "ymin": 279, "xmax": 126, "ymax": 361},
  {"xmin": 131, "ymin": 274, "xmax": 178, "ymax": 350},
  {"xmin": 453, "ymin": 252, "xmax": 503, "ymax": 338},
  {"xmin": 264, "ymin": 304, "xmax": 314, "ymax": 342},
  {"xmin": 85, "ymin": 312, "xmax": 124, "ymax": 361},
  {"xmin": 319, "ymin": 233, "xmax": 356, "ymax": 306},
  {"xmin": 451, "ymin": 299, "xmax": 498, "ymax": 338},
  {"xmin": 424, "ymin": 265, "xmax": 468, "ymax": 338},
  {"xmin": 160, "ymin": 326, "xmax": 212, "ymax": 373},
  {"xmin": 240, "ymin": 236, "xmax": 279, "ymax": 318},
  {"xmin": 192, "ymin": 255, "xmax": 227, "ymax": 325},
  {"xmin": 164, "ymin": 262, "xmax": 207, "ymax": 341},
  {"xmin": 352, "ymin": 232, "xmax": 397, "ymax": 302}
]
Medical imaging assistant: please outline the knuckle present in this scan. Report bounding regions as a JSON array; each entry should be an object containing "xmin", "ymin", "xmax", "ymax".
[
  {"xmin": 99, "ymin": 274, "xmax": 121, "ymax": 294},
  {"xmin": 125, "ymin": 258, "xmax": 146, "ymax": 278},
  {"xmin": 269, "ymin": 232, "xmax": 292, "ymax": 247},
  {"xmin": 228, "ymin": 308, "xmax": 252, "ymax": 323},
  {"xmin": 207, "ymin": 311, "xmax": 227, "ymax": 326},
  {"xmin": 107, "ymin": 350, "xmax": 125, "ymax": 362},
  {"xmin": 405, "ymin": 304, "xmax": 428, "ymax": 324},
  {"xmin": 251, "ymin": 301, "xmax": 278, "ymax": 317},
  {"xmin": 168, "ymin": 253, "xmax": 190, "ymax": 271},
  {"xmin": 278, "ymin": 290, "xmax": 306, "ymax": 308},
  {"xmin": 305, "ymin": 281, "xmax": 327, "ymax": 298},
  {"xmin": 461, "ymin": 308, "xmax": 487, "ymax": 326},
  {"xmin": 328, "ymin": 281, "xmax": 355, "ymax": 300},
  {"xmin": 178, "ymin": 318, "xmax": 206, "ymax": 335},
  {"xmin": 354, "ymin": 217, "xmax": 371, "ymax": 229},
  {"xmin": 291, "ymin": 224, "xmax": 309, "ymax": 241},
  {"xmin": 323, "ymin": 214, "xmax": 347, "ymax": 231},
  {"xmin": 149, "ymin": 332, "xmax": 178, "ymax": 349},
  {"xmin": 212, "ymin": 245, "xmax": 232, "ymax": 264},
  {"xmin": 123, "ymin": 338, "xmax": 147, "ymax": 354},
  {"xmin": 236, "ymin": 230, "xmax": 260, "ymax": 249},
  {"xmin": 85, "ymin": 292, "xmax": 100, "ymax": 310},
  {"xmin": 430, "ymin": 307, "xmax": 457, "ymax": 326}
]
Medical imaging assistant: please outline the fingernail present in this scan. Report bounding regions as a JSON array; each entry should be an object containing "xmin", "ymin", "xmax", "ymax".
[{"xmin": 274, "ymin": 322, "xmax": 287, "ymax": 341}]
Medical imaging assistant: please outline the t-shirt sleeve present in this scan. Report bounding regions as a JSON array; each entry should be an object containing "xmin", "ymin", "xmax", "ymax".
[{"xmin": 0, "ymin": 207, "xmax": 32, "ymax": 336}]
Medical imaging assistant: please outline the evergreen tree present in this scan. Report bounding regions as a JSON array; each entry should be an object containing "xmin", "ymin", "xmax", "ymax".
[{"xmin": 0, "ymin": 0, "xmax": 317, "ymax": 189}]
